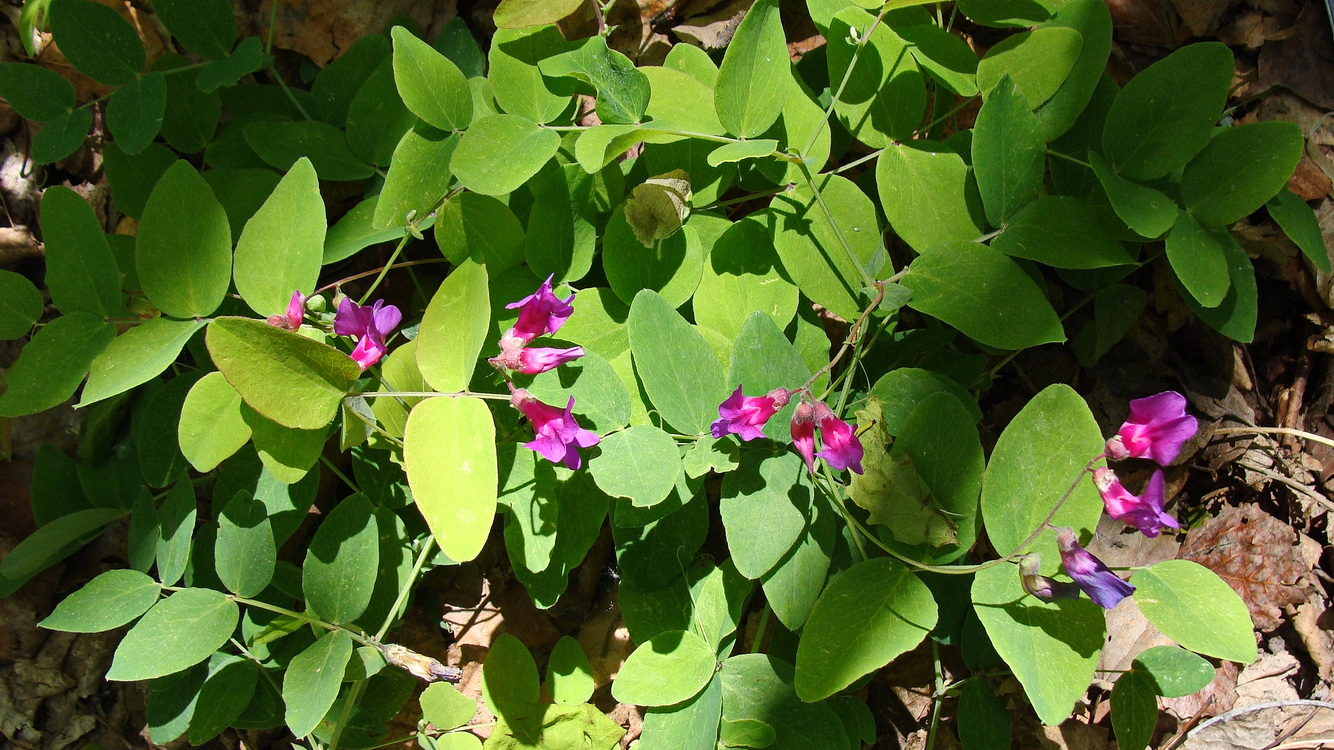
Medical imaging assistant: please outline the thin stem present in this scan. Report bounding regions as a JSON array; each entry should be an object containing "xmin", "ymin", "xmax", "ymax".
[
  {"xmin": 1213, "ymin": 426, "xmax": 1334, "ymax": 450},
  {"xmin": 343, "ymin": 398, "xmax": 404, "ymax": 448},
  {"xmin": 201, "ymin": 589, "xmax": 379, "ymax": 648},
  {"xmin": 800, "ymin": 282, "xmax": 886, "ymax": 393},
  {"xmin": 820, "ymin": 464, "xmax": 868, "ymax": 561},
  {"xmin": 354, "ymin": 391, "xmax": 511, "ymax": 401},
  {"xmin": 358, "ymin": 234, "xmax": 412, "ymax": 305},
  {"xmin": 374, "ymin": 537, "xmax": 436, "ymax": 641},
  {"xmin": 984, "ymin": 290, "xmax": 1098, "ymax": 383},
  {"xmin": 265, "ymin": 0, "xmax": 280, "ymax": 55},
  {"xmin": 271, "ymin": 72, "xmax": 312, "ymax": 121},
  {"xmin": 802, "ymin": 5, "xmax": 892, "ymax": 155},
  {"xmin": 695, "ymin": 184, "xmax": 793, "ymax": 212},
  {"xmin": 1046, "ymin": 149, "xmax": 1092, "ymax": 169},
  {"xmin": 750, "ymin": 604, "xmax": 771, "ymax": 653},
  {"xmin": 316, "ymin": 259, "xmax": 451, "ymax": 297},
  {"xmin": 914, "ymin": 96, "xmax": 979, "ymax": 139},
  {"xmin": 925, "ymin": 641, "xmax": 944, "ymax": 750},
  {"xmin": 795, "ymin": 159, "xmax": 878, "ymax": 290},
  {"xmin": 320, "ymin": 455, "xmax": 360, "ymax": 494},
  {"xmin": 327, "ymin": 679, "xmax": 367, "ymax": 750}
]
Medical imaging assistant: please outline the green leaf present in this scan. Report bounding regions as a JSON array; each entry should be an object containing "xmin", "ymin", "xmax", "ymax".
[
  {"xmin": 283, "ymin": 629, "xmax": 353, "ymax": 738},
  {"xmin": 303, "ymin": 494, "xmax": 378, "ymax": 623},
  {"xmin": 80, "ymin": 318, "xmax": 206, "ymax": 407},
  {"xmin": 771, "ymin": 174, "xmax": 882, "ymax": 321},
  {"xmin": 643, "ymin": 66, "xmax": 725, "ymax": 135},
  {"xmin": 1033, "ymin": 0, "xmax": 1113, "ymax": 141},
  {"xmin": 720, "ymin": 654, "xmax": 849, "ymax": 750},
  {"xmin": 1110, "ymin": 671, "xmax": 1156, "ymax": 750},
  {"xmin": 234, "ymin": 158, "xmax": 325, "ymax": 316},
  {"xmin": 527, "ymin": 351, "xmax": 631, "ymax": 433},
  {"xmin": 1131, "ymin": 560, "xmax": 1257, "ymax": 663},
  {"xmin": 1182, "ymin": 121, "xmax": 1304, "ymax": 226},
  {"xmin": 435, "ymin": 192, "xmax": 525, "ymax": 271},
  {"xmin": 178, "ymin": 372, "xmax": 252, "ymax": 472},
  {"xmin": 973, "ymin": 76, "xmax": 1044, "ymax": 226},
  {"xmin": 106, "ymin": 588, "xmax": 239, "ymax": 681},
  {"xmin": 312, "ymin": 34, "xmax": 390, "ymax": 127},
  {"xmin": 980, "ymin": 384, "xmax": 1103, "ymax": 570},
  {"xmin": 901, "ymin": 242, "xmax": 1064, "ymax": 349},
  {"xmin": 0, "ymin": 312, "xmax": 115, "ymax": 418},
  {"xmin": 827, "ymin": 8, "xmax": 924, "ymax": 147},
  {"xmin": 613, "ymin": 483, "xmax": 709, "ymax": 590},
  {"xmin": 203, "ymin": 168, "xmax": 282, "ymax": 244},
  {"xmin": 417, "ymin": 260, "xmax": 490, "ymax": 393},
  {"xmin": 40, "ymin": 185, "xmax": 123, "ymax": 318},
  {"xmin": 487, "ymin": 703, "xmax": 625, "ymax": 750},
  {"xmin": 0, "ymin": 62, "xmax": 75, "ymax": 120},
  {"xmin": 722, "ymin": 719, "xmax": 775, "ymax": 748},
  {"xmin": 993, "ymin": 196, "xmax": 1134, "ymax": 268},
  {"xmin": 1087, "ymin": 151, "xmax": 1176, "ymax": 239},
  {"xmin": 975, "ymin": 28, "xmax": 1083, "ymax": 108},
  {"xmin": 1180, "ymin": 231, "xmax": 1256, "ymax": 342},
  {"xmin": 215, "ymin": 490, "xmax": 276, "ymax": 598},
  {"xmin": 483, "ymin": 633, "xmax": 541, "ymax": 709},
  {"xmin": 155, "ymin": 480, "xmax": 195, "ymax": 585},
  {"xmin": 955, "ymin": 0, "xmax": 1051, "ymax": 26},
  {"xmin": 434, "ymin": 16, "xmax": 485, "ymax": 78},
  {"xmin": 1132, "ymin": 645, "xmax": 1215, "ymax": 698},
  {"xmin": 720, "ymin": 451, "xmax": 812, "ymax": 580},
  {"xmin": 196, "ymin": 36, "xmax": 266, "ymax": 92},
  {"xmin": 604, "ymin": 207, "xmax": 706, "ymax": 308},
  {"xmin": 325, "ymin": 198, "xmax": 410, "ymax": 264},
  {"xmin": 48, "ymin": 0, "xmax": 144, "ymax": 86},
  {"xmin": 956, "ymin": 680, "xmax": 1012, "ymax": 750},
  {"xmin": 540, "ymin": 36, "xmax": 650, "ymax": 125},
  {"xmin": 102, "ymin": 142, "xmax": 176, "ymax": 221},
  {"xmin": 714, "ymin": 0, "xmax": 789, "ymax": 138},
  {"xmin": 40, "ymin": 568, "xmax": 160, "ymax": 632},
  {"xmin": 1166, "ymin": 210, "xmax": 1232, "ymax": 308},
  {"xmin": 613, "ymin": 629, "xmax": 717, "ymax": 706},
  {"xmin": 373, "ymin": 126, "xmax": 458, "ymax": 230},
  {"xmin": 391, "ymin": 26, "xmax": 471, "ymax": 131},
  {"xmin": 972, "ymin": 565, "xmax": 1104, "ymax": 725},
  {"xmin": 547, "ymin": 636, "xmax": 596, "ymax": 706},
  {"xmin": 1101, "ymin": 42, "xmax": 1233, "ymax": 181},
  {"xmin": 639, "ymin": 674, "xmax": 723, "ymax": 750},
  {"xmin": 707, "ymin": 139, "xmax": 779, "ymax": 166},
  {"xmin": 0, "ymin": 507, "xmax": 122, "ymax": 595},
  {"xmin": 876, "ymin": 141, "xmax": 985, "ymax": 253},
  {"xmin": 684, "ymin": 436, "xmax": 740, "ymax": 478},
  {"xmin": 158, "ymin": 59, "xmax": 221, "ymax": 153},
  {"xmin": 244, "ymin": 120, "xmax": 374, "ymax": 181},
  {"xmin": 153, "ymin": 0, "xmax": 235, "ymax": 57},
  {"xmin": 146, "ymin": 664, "xmax": 205, "ymax": 744},
  {"xmin": 134, "ymin": 161, "xmax": 232, "ymax": 318},
  {"xmin": 693, "ymin": 217, "xmax": 798, "ymax": 341},
  {"xmin": 727, "ymin": 312, "xmax": 809, "ymax": 443},
  {"xmin": 31, "ymin": 107, "xmax": 92, "ymax": 163},
  {"xmin": 794, "ymin": 558, "xmax": 936, "ymax": 701},
  {"xmin": 106, "ymin": 72, "xmax": 166, "ymax": 154},
  {"xmin": 451, "ymin": 114, "xmax": 560, "ymax": 196},
  {"xmin": 890, "ymin": 13, "xmax": 977, "ymax": 97},
  {"xmin": 494, "ymin": 0, "xmax": 583, "ymax": 28},
  {"xmin": 404, "ymin": 396, "xmax": 498, "ymax": 563},
  {"xmin": 0, "ymin": 270, "xmax": 42, "ymax": 339},
  {"xmin": 1269, "ymin": 189, "xmax": 1331, "ymax": 273},
  {"xmin": 188, "ymin": 654, "xmax": 257, "ymax": 744},
  {"xmin": 589, "ymin": 425, "xmax": 681, "ymax": 508},
  {"xmin": 206, "ymin": 317, "xmax": 362, "ymax": 430},
  {"xmin": 488, "ymin": 26, "xmax": 574, "ymax": 124},
  {"xmin": 664, "ymin": 42, "xmax": 719, "ymax": 87},
  {"xmin": 627, "ymin": 289, "xmax": 728, "ymax": 435},
  {"xmin": 760, "ymin": 488, "xmax": 834, "ymax": 629},
  {"xmin": 345, "ymin": 59, "xmax": 415, "ymax": 166},
  {"xmin": 420, "ymin": 682, "xmax": 476, "ymax": 730}
]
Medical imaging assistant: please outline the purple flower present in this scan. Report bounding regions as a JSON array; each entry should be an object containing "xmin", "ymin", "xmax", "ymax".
[
  {"xmin": 267, "ymin": 289, "xmax": 306, "ymax": 330},
  {"xmin": 504, "ymin": 275, "xmax": 575, "ymax": 347},
  {"xmin": 514, "ymin": 346, "xmax": 585, "ymax": 375},
  {"xmin": 813, "ymin": 403, "xmax": 864, "ymax": 475},
  {"xmin": 1017, "ymin": 554, "xmax": 1081, "ymax": 602},
  {"xmin": 1104, "ymin": 391, "xmax": 1198, "ymax": 466},
  {"xmin": 334, "ymin": 298, "xmax": 402, "ymax": 370},
  {"xmin": 791, "ymin": 402, "xmax": 817, "ymax": 473},
  {"xmin": 711, "ymin": 386, "xmax": 790, "ymax": 441},
  {"xmin": 1093, "ymin": 467, "xmax": 1179, "ymax": 538},
  {"xmin": 1056, "ymin": 527, "xmax": 1135, "ymax": 609},
  {"xmin": 511, "ymin": 389, "xmax": 600, "ymax": 470}
]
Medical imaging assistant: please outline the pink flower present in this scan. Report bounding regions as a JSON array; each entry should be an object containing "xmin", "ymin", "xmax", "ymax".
[
  {"xmin": 1056, "ymin": 528, "xmax": 1135, "ymax": 609},
  {"xmin": 334, "ymin": 298, "xmax": 402, "ymax": 370},
  {"xmin": 814, "ymin": 404, "xmax": 864, "ymax": 475},
  {"xmin": 1093, "ymin": 467, "xmax": 1178, "ymax": 538},
  {"xmin": 711, "ymin": 386, "xmax": 790, "ymax": 441},
  {"xmin": 503, "ymin": 275, "xmax": 575, "ymax": 347},
  {"xmin": 791, "ymin": 402, "xmax": 818, "ymax": 473},
  {"xmin": 267, "ymin": 290, "xmax": 306, "ymax": 330},
  {"xmin": 511, "ymin": 389, "xmax": 600, "ymax": 470},
  {"xmin": 1105, "ymin": 391, "xmax": 1198, "ymax": 466},
  {"xmin": 512, "ymin": 346, "xmax": 585, "ymax": 375}
]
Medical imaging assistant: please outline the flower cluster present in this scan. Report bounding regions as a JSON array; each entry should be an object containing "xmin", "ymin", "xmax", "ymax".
[
  {"xmin": 498, "ymin": 277, "xmax": 599, "ymax": 470},
  {"xmin": 1024, "ymin": 390, "xmax": 1199, "ymax": 611},
  {"xmin": 334, "ymin": 298, "xmax": 402, "ymax": 370},
  {"xmin": 490, "ymin": 275, "xmax": 585, "ymax": 376},
  {"xmin": 710, "ymin": 388, "xmax": 863, "ymax": 475}
]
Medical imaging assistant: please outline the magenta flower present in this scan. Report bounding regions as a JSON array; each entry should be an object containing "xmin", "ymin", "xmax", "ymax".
[
  {"xmin": 514, "ymin": 346, "xmax": 585, "ymax": 375},
  {"xmin": 503, "ymin": 275, "xmax": 575, "ymax": 347},
  {"xmin": 814, "ymin": 404, "xmax": 864, "ymax": 475},
  {"xmin": 1104, "ymin": 391, "xmax": 1198, "ymax": 466},
  {"xmin": 791, "ymin": 402, "xmax": 817, "ymax": 473},
  {"xmin": 267, "ymin": 290, "xmax": 306, "ymax": 330},
  {"xmin": 511, "ymin": 389, "xmax": 600, "ymax": 470},
  {"xmin": 1093, "ymin": 467, "xmax": 1179, "ymax": 538},
  {"xmin": 1056, "ymin": 528, "xmax": 1135, "ymax": 609},
  {"xmin": 711, "ymin": 386, "xmax": 790, "ymax": 441},
  {"xmin": 1017, "ymin": 554, "xmax": 1081, "ymax": 602},
  {"xmin": 334, "ymin": 298, "xmax": 402, "ymax": 370}
]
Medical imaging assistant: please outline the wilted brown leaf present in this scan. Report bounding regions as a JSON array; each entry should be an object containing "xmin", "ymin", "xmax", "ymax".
[
  {"xmin": 1179, "ymin": 504, "xmax": 1310, "ymax": 632},
  {"xmin": 1257, "ymin": 2, "xmax": 1334, "ymax": 111}
]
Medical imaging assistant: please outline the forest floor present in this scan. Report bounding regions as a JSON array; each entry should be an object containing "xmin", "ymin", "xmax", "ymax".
[{"xmin": 3, "ymin": 0, "xmax": 1334, "ymax": 748}]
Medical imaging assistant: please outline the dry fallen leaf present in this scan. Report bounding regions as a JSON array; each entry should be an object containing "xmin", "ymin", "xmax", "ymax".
[{"xmin": 1179, "ymin": 504, "xmax": 1310, "ymax": 632}]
